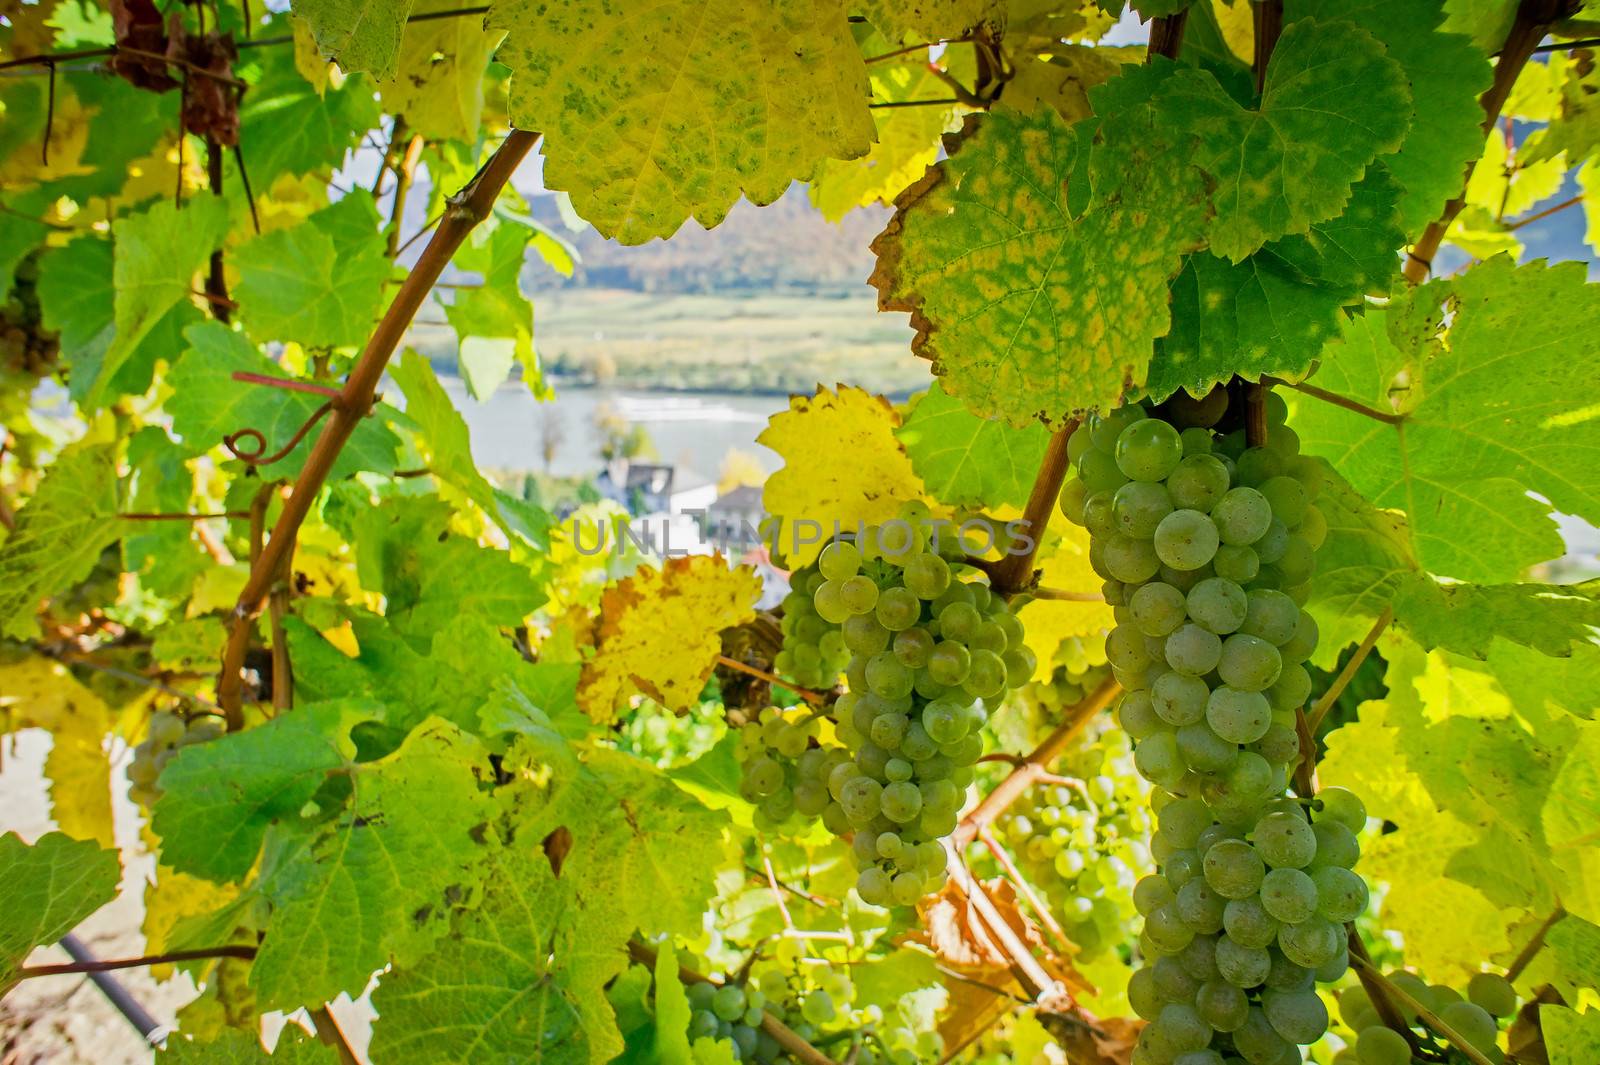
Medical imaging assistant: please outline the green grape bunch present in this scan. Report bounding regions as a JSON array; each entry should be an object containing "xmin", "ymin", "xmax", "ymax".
[
  {"xmin": 127, "ymin": 709, "xmax": 225, "ymax": 807},
  {"xmin": 1063, "ymin": 393, "xmax": 1374, "ymax": 1065},
  {"xmin": 773, "ymin": 502, "xmax": 1037, "ymax": 909},
  {"xmin": 1335, "ymin": 969, "xmax": 1517, "ymax": 1065},
  {"xmin": 995, "ymin": 722, "xmax": 1153, "ymax": 960},
  {"xmin": 733, "ymin": 704, "xmax": 828, "ymax": 831},
  {"xmin": 776, "ymin": 560, "xmax": 853, "ymax": 691}
]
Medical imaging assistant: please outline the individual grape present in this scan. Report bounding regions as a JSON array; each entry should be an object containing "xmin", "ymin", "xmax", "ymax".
[
  {"xmin": 1221, "ymin": 896, "xmax": 1279, "ymax": 950},
  {"xmin": 1177, "ymin": 723, "xmax": 1239, "ymax": 774},
  {"xmin": 1117, "ymin": 417, "xmax": 1185, "ymax": 482},
  {"xmin": 1309, "ymin": 820, "xmax": 1360, "ymax": 870},
  {"xmin": 1115, "ymin": 480, "xmax": 1175, "ymax": 538},
  {"xmin": 880, "ymin": 781, "xmax": 923, "ymax": 823},
  {"xmin": 818, "ymin": 540, "xmax": 860, "ymax": 582},
  {"xmin": 904, "ymin": 551, "xmax": 951, "ymax": 599},
  {"xmin": 1187, "ymin": 577, "xmax": 1247, "ymax": 635},
  {"xmin": 1135, "ymin": 731, "xmax": 1186, "ymax": 788},
  {"xmin": 1203, "ymin": 840, "xmax": 1265, "ymax": 899},
  {"xmin": 1154, "ymin": 510, "xmax": 1221, "ymax": 571},
  {"xmin": 1215, "ymin": 937, "xmax": 1272, "ymax": 989},
  {"xmin": 1131, "ymin": 581, "xmax": 1188, "ymax": 637},
  {"xmin": 1253, "ymin": 520, "xmax": 1289, "ymax": 565},
  {"xmin": 1154, "ymin": 671, "xmax": 1210, "ymax": 726},
  {"xmin": 1206, "ymin": 687, "xmax": 1271, "ymax": 744},
  {"xmin": 1253, "ymin": 811, "xmax": 1316, "ymax": 869},
  {"xmin": 1311, "ymin": 865, "xmax": 1369, "ymax": 922},
  {"xmin": 1266, "ymin": 663, "xmax": 1311, "ymax": 712},
  {"xmin": 842, "ymin": 613, "xmax": 891, "ymax": 655},
  {"xmin": 1213, "ymin": 543, "xmax": 1260, "ymax": 583},
  {"xmin": 1218, "ymin": 635, "xmax": 1282, "ymax": 692},
  {"xmin": 1146, "ymin": 904, "xmax": 1197, "ymax": 953},
  {"xmin": 1467, "ymin": 972, "xmax": 1517, "ymax": 1018},
  {"xmin": 875, "ymin": 586, "xmax": 921, "ymax": 631},
  {"xmin": 1355, "ymin": 1025, "xmax": 1411, "ymax": 1065},
  {"xmin": 1212, "ymin": 487, "xmax": 1272, "ymax": 546},
  {"xmin": 1277, "ymin": 916, "xmax": 1342, "ymax": 967},
  {"xmin": 893, "ymin": 627, "xmax": 934, "ymax": 669},
  {"xmin": 1196, "ymin": 979, "xmax": 1249, "ymax": 1032},
  {"xmin": 1129, "ymin": 967, "xmax": 1165, "ymax": 1021},
  {"xmin": 1314, "ymin": 786, "xmax": 1367, "ymax": 832},
  {"xmin": 1259, "ymin": 867, "xmax": 1318, "ymax": 924},
  {"xmin": 1439, "ymin": 1000, "xmax": 1498, "ymax": 1050},
  {"xmin": 1280, "ymin": 610, "xmax": 1319, "ymax": 664},
  {"xmin": 712, "ymin": 984, "xmax": 747, "ymax": 1022},
  {"xmin": 1167, "ymin": 454, "xmax": 1231, "ymax": 511},
  {"xmin": 1240, "ymin": 589, "xmax": 1298, "ymax": 645},
  {"xmin": 1091, "ymin": 404, "xmax": 1148, "ymax": 450},
  {"xmin": 1176, "ymin": 879, "xmax": 1226, "ymax": 934},
  {"xmin": 1083, "ymin": 491, "xmax": 1119, "ymax": 539},
  {"xmin": 1106, "ymin": 533, "xmax": 1163, "ymax": 583},
  {"xmin": 1262, "ymin": 988, "xmax": 1329, "ymax": 1045},
  {"xmin": 1078, "ymin": 448, "xmax": 1127, "ymax": 494},
  {"xmin": 1166, "ymin": 623, "xmax": 1223, "ymax": 676},
  {"xmin": 814, "ymin": 580, "xmax": 852, "ymax": 624},
  {"xmin": 1135, "ymin": 874, "xmax": 1176, "ymax": 915},
  {"xmin": 1107, "ymin": 624, "xmax": 1155, "ymax": 673}
]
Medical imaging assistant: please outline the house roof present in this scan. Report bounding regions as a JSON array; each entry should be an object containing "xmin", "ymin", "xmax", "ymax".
[{"xmin": 711, "ymin": 484, "xmax": 765, "ymax": 511}]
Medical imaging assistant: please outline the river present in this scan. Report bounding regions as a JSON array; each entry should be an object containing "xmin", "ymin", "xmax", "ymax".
[{"xmin": 442, "ymin": 377, "xmax": 792, "ymax": 482}]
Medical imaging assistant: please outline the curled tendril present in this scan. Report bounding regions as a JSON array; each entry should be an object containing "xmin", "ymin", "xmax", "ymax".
[{"xmin": 223, "ymin": 400, "xmax": 335, "ymax": 467}]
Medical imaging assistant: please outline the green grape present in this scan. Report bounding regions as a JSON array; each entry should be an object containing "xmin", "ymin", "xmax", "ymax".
[
  {"xmin": 1165, "ymin": 623, "xmax": 1223, "ymax": 676},
  {"xmin": 1314, "ymin": 786, "xmax": 1368, "ymax": 832},
  {"xmin": 1262, "ymin": 988, "xmax": 1329, "ymax": 1044},
  {"xmin": 1176, "ymin": 879, "xmax": 1226, "ymax": 934},
  {"xmin": 1309, "ymin": 820, "xmax": 1360, "ymax": 869},
  {"xmin": 1153, "ymin": 671, "xmax": 1210, "ymax": 726},
  {"xmin": 1254, "ymin": 520, "xmax": 1289, "ymax": 565},
  {"xmin": 1135, "ymin": 874, "xmax": 1176, "ymax": 915},
  {"xmin": 1135, "ymin": 731, "xmax": 1187, "ymax": 788},
  {"xmin": 1215, "ymin": 937, "xmax": 1272, "ymax": 988},
  {"xmin": 1355, "ymin": 1025, "xmax": 1411, "ymax": 1065},
  {"xmin": 1280, "ymin": 610, "xmax": 1319, "ymax": 663},
  {"xmin": 1218, "ymin": 634, "xmax": 1282, "ymax": 692},
  {"xmin": 875, "ymin": 586, "xmax": 921, "ymax": 631},
  {"xmin": 927, "ymin": 641, "xmax": 971, "ymax": 685},
  {"xmin": 1129, "ymin": 967, "xmax": 1165, "ymax": 1021},
  {"xmin": 1167, "ymin": 454, "xmax": 1231, "ymax": 511},
  {"xmin": 1116, "ymin": 480, "xmax": 1176, "ymax": 538},
  {"xmin": 1259, "ymin": 867, "xmax": 1318, "ymax": 924},
  {"xmin": 1091, "ymin": 404, "xmax": 1148, "ymax": 450},
  {"xmin": 938, "ymin": 600, "xmax": 981, "ymax": 641},
  {"xmin": 1107, "ymin": 624, "xmax": 1156, "ymax": 673},
  {"xmin": 1467, "ymin": 972, "xmax": 1517, "ymax": 1018},
  {"xmin": 1154, "ymin": 509, "xmax": 1221, "ymax": 570},
  {"xmin": 1266, "ymin": 663, "xmax": 1311, "ymax": 712},
  {"xmin": 1277, "ymin": 916, "xmax": 1342, "ymax": 967},
  {"xmin": 1117, "ymin": 417, "xmax": 1185, "ymax": 482},
  {"xmin": 1221, "ymin": 896, "xmax": 1279, "ymax": 950},
  {"xmin": 1106, "ymin": 533, "xmax": 1163, "ymax": 582},
  {"xmin": 894, "ymin": 627, "xmax": 934, "ymax": 668},
  {"xmin": 712, "ymin": 984, "xmax": 747, "ymax": 1022},
  {"xmin": 1177, "ymin": 723, "xmax": 1239, "ymax": 773},
  {"xmin": 1187, "ymin": 577, "xmax": 1248, "ymax": 634},
  {"xmin": 819, "ymin": 540, "xmax": 860, "ymax": 582},
  {"xmin": 1438, "ymin": 1000, "xmax": 1497, "ymax": 1049},
  {"xmin": 866, "ymin": 653, "xmax": 914, "ymax": 699},
  {"xmin": 1206, "ymin": 687, "xmax": 1271, "ymax": 744},
  {"xmin": 1212, "ymin": 487, "xmax": 1272, "ymax": 546},
  {"xmin": 1213, "ymin": 543, "xmax": 1260, "ymax": 583},
  {"xmin": 1131, "ymin": 581, "xmax": 1188, "ymax": 637},
  {"xmin": 1253, "ymin": 811, "xmax": 1316, "ymax": 868},
  {"xmin": 1196, "ymin": 980, "xmax": 1250, "ymax": 1032},
  {"xmin": 1079, "ymin": 448, "xmax": 1128, "ymax": 493},
  {"xmin": 1203, "ymin": 839, "xmax": 1265, "ymax": 899},
  {"xmin": 1240, "ymin": 589, "xmax": 1298, "ymax": 645},
  {"xmin": 814, "ymin": 580, "xmax": 852, "ymax": 624},
  {"xmin": 1311, "ymin": 865, "xmax": 1369, "ymax": 921},
  {"xmin": 843, "ymin": 613, "xmax": 891, "ymax": 655},
  {"xmin": 1083, "ymin": 491, "xmax": 1119, "ymax": 539}
]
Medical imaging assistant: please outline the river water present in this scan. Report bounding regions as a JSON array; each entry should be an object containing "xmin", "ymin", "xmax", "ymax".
[{"xmin": 441, "ymin": 376, "xmax": 791, "ymax": 481}]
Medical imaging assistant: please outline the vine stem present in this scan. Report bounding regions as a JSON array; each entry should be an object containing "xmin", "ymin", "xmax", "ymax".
[
  {"xmin": 1350, "ymin": 954, "xmax": 1499, "ymax": 1065},
  {"xmin": 215, "ymin": 130, "xmax": 541, "ymax": 722},
  {"xmin": 1252, "ymin": 0, "xmax": 1284, "ymax": 93},
  {"xmin": 1029, "ymin": 587, "xmax": 1104, "ymax": 602},
  {"xmin": 977, "ymin": 826, "xmax": 1073, "ymax": 955},
  {"xmin": 1305, "ymin": 606, "xmax": 1393, "ymax": 735},
  {"xmin": 951, "ymin": 676, "xmax": 1120, "ymax": 847},
  {"xmin": 992, "ymin": 422, "xmax": 1077, "ymax": 595},
  {"xmin": 1404, "ymin": 0, "xmax": 1579, "ymax": 284},
  {"xmin": 942, "ymin": 846, "xmax": 1065, "ymax": 1005},
  {"xmin": 715, "ymin": 655, "xmax": 828, "ymax": 706},
  {"xmin": 1506, "ymin": 905, "xmax": 1566, "ymax": 981},
  {"xmin": 1265, "ymin": 377, "xmax": 1404, "ymax": 426},
  {"xmin": 626, "ymin": 940, "xmax": 839, "ymax": 1065},
  {"xmin": 15, "ymin": 945, "xmax": 257, "ymax": 979}
]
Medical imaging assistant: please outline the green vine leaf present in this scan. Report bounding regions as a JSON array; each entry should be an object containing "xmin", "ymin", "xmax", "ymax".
[
  {"xmin": 1542, "ymin": 1004, "xmax": 1600, "ymax": 1065},
  {"xmin": 152, "ymin": 701, "xmax": 372, "ymax": 883},
  {"xmin": 439, "ymin": 222, "xmax": 540, "ymax": 399},
  {"xmin": 158, "ymin": 1027, "xmax": 340, "ymax": 1063},
  {"xmin": 895, "ymin": 381, "xmax": 1053, "ymax": 509},
  {"xmin": 0, "ymin": 832, "xmax": 120, "ymax": 993},
  {"xmin": 1296, "ymin": 257, "xmax": 1600, "ymax": 582},
  {"xmin": 369, "ymin": 839, "xmax": 627, "ymax": 1065},
  {"xmin": 1286, "ymin": 0, "xmax": 1492, "ymax": 238},
  {"xmin": 290, "ymin": 0, "xmax": 414, "ymax": 79},
  {"xmin": 870, "ymin": 102, "xmax": 1210, "ymax": 425},
  {"xmin": 251, "ymin": 717, "xmax": 500, "ymax": 1010},
  {"xmin": 0, "ymin": 442, "xmax": 121, "ymax": 641},
  {"xmin": 486, "ymin": 0, "xmax": 875, "ymax": 243}
]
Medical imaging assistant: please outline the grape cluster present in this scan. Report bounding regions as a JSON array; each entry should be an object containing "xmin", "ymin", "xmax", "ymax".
[
  {"xmin": 776, "ymin": 561, "xmax": 852, "ymax": 690},
  {"xmin": 734, "ymin": 705, "xmax": 825, "ymax": 830},
  {"xmin": 816, "ymin": 509, "xmax": 1035, "ymax": 907},
  {"xmin": 1335, "ymin": 969, "xmax": 1516, "ymax": 1065},
  {"xmin": 1020, "ymin": 635, "xmax": 1112, "ymax": 726},
  {"xmin": 127, "ymin": 710, "xmax": 224, "ymax": 806},
  {"xmin": 996, "ymin": 723, "xmax": 1152, "ymax": 959},
  {"xmin": 1063, "ymin": 395, "xmax": 1368, "ymax": 1065},
  {"xmin": 0, "ymin": 253, "xmax": 59, "ymax": 379}
]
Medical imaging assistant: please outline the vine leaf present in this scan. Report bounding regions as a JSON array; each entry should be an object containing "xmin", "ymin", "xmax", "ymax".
[
  {"xmin": 166, "ymin": 323, "xmax": 401, "ymax": 480},
  {"xmin": 291, "ymin": 0, "xmax": 414, "ymax": 80},
  {"xmin": 369, "ymin": 838, "xmax": 627, "ymax": 1065},
  {"xmin": 577, "ymin": 555, "xmax": 762, "ymax": 721},
  {"xmin": 0, "ymin": 442, "xmax": 121, "ymax": 640},
  {"xmin": 809, "ymin": 35, "xmax": 958, "ymax": 222},
  {"xmin": 233, "ymin": 193, "xmax": 390, "ymax": 348},
  {"xmin": 1541, "ymin": 1004, "xmax": 1600, "ymax": 1065},
  {"xmin": 0, "ymin": 657, "xmax": 117, "ymax": 848},
  {"xmin": 374, "ymin": 0, "xmax": 502, "ymax": 141},
  {"xmin": 1125, "ymin": 21, "xmax": 1411, "ymax": 262},
  {"xmin": 157, "ymin": 1027, "xmax": 340, "ymax": 1063},
  {"xmin": 895, "ymin": 381, "xmax": 1052, "ymax": 510},
  {"xmin": 439, "ymin": 222, "xmax": 540, "ymax": 399},
  {"xmin": 870, "ymin": 101, "xmax": 1210, "ymax": 425},
  {"xmin": 759, "ymin": 385, "xmax": 928, "ymax": 565},
  {"xmin": 250, "ymin": 718, "xmax": 500, "ymax": 1010},
  {"xmin": 856, "ymin": 0, "xmax": 994, "ymax": 40},
  {"xmin": 238, "ymin": 29, "xmax": 383, "ymax": 187},
  {"xmin": 390, "ymin": 349, "xmax": 513, "ymax": 522},
  {"xmin": 0, "ymin": 832, "xmax": 121, "ymax": 994},
  {"xmin": 152, "ymin": 701, "xmax": 372, "ymax": 883},
  {"xmin": 1148, "ymin": 166, "xmax": 1405, "ymax": 400},
  {"xmin": 1296, "ymin": 257, "xmax": 1600, "ymax": 582},
  {"xmin": 87, "ymin": 196, "xmax": 230, "ymax": 410},
  {"xmin": 486, "ymin": 0, "xmax": 875, "ymax": 243},
  {"xmin": 1284, "ymin": 0, "xmax": 1492, "ymax": 238}
]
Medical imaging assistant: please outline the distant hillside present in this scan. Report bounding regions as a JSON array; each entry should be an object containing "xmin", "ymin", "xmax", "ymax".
[{"xmin": 523, "ymin": 187, "xmax": 891, "ymax": 294}]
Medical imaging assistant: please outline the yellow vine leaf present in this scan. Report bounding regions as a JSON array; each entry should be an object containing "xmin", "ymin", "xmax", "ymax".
[
  {"xmin": 488, "ymin": 0, "xmax": 874, "ymax": 244},
  {"xmin": 1016, "ymin": 525, "xmax": 1114, "ymax": 681},
  {"xmin": 758, "ymin": 385, "xmax": 928, "ymax": 567},
  {"xmin": 577, "ymin": 555, "xmax": 762, "ymax": 721},
  {"xmin": 0, "ymin": 657, "xmax": 116, "ymax": 847},
  {"xmin": 142, "ymin": 867, "xmax": 239, "ymax": 980}
]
